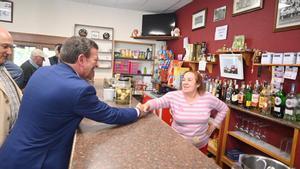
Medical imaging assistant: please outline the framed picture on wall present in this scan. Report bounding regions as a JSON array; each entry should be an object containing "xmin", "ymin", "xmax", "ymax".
[
  {"xmin": 0, "ymin": 0, "xmax": 13, "ymax": 23},
  {"xmin": 192, "ymin": 9, "xmax": 207, "ymax": 30},
  {"xmin": 219, "ymin": 54, "xmax": 244, "ymax": 80},
  {"xmin": 274, "ymin": 0, "xmax": 300, "ymax": 32},
  {"xmin": 214, "ymin": 6, "xmax": 226, "ymax": 22},
  {"xmin": 232, "ymin": 0, "xmax": 263, "ymax": 16}
]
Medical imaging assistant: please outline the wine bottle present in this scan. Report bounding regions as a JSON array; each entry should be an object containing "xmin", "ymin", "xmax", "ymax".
[
  {"xmin": 272, "ymin": 85, "xmax": 286, "ymax": 118},
  {"xmin": 284, "ymin": 83, "xmax": 297, "ymax": 121}
]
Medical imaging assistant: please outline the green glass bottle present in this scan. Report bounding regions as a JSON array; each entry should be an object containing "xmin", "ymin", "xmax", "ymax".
[
  {"xmin": 284, "ymin": 83, "xmax": 297, "ymax": 121},
  {"xmin": 244, "ymin": 84, "xmax": 252, "ymax": 109},
  {"xmin": 272, "ymin": 85, "xmax": 286, "ymax": 118}
]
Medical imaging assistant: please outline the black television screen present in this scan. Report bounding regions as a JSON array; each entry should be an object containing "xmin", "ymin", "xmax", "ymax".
[{"xmin": 142, "ymin": 13, "xmax": 176, "ymax": 36}]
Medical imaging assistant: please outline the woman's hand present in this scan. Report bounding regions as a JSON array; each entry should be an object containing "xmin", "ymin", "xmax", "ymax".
[{"xmin": 206, "ymin": 124, "xmax": 216, "ymax": 136}]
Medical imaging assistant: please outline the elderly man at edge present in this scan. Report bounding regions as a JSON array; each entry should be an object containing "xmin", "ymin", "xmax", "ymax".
[
  {"xmin": 0, "ymin": 26, "xmax": 22, "ymax": 147},
  {"xmin": 20, "ymin": 48, "xmax": 45, "ymax": 88}
]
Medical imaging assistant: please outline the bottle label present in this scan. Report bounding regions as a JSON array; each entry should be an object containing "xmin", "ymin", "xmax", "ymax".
[
  {"xmin": 238, "ymin": 94, "xmax": 244, "ymax": 104},
  {"xmin": 286, "ymin": 98, "xmax": 297, "ymax": 108},
  {"xmin": 251, "ymin": 94, "xmax": 259, "ymax": 106},
  {"xmin": 275, "ymin": 97, "xmax": 282, "ymax": 106},
  {"xmin": 259, "ymin": 96, "xmax": 268, "ymax": 108},
  {"xmin": 285, "ymin": 109, "xmax": 293, "ymax": 115},
  {"xmin": 274, "ymin": 106, "xmax": 281, "ymax": 112},
  {"xmin": 246, "ymin": 101, "xmax": 251, "ymax": 107},
  {"xmin": 232, "ymin": 94, "xmax": 238, "ymax": 102}
]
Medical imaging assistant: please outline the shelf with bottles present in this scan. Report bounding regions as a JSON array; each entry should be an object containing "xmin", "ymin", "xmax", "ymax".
[
  {"xmin": 220, "ymin": 107, "xmax": 299, "ymax": 168},
  {"xmin": 216, "ymin": 51, "xmax": 253, "ymax": 66}
]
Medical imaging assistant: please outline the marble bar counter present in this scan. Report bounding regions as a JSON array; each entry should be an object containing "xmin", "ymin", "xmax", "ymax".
[{"xmin": 69, "ymin": 79, "xmax": 220, "ymax": 169}]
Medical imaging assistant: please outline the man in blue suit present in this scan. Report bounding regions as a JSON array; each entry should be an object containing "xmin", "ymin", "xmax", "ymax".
[{"xmin": 0, "ymin": 36, "xmax": 147, "ymax": 169}]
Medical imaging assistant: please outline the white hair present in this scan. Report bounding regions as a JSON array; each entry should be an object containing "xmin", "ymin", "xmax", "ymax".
[{"xmin": 30, "ymin": 49, "xmax": 45, "ymax": 59}]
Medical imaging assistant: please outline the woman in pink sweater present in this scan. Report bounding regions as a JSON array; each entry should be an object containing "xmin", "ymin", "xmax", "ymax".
[{"xmin": 143, "ymin": 71, "xmax": 228, "ymax": 152}]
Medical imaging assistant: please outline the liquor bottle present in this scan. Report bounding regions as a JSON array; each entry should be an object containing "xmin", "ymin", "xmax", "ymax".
[
  {"xmin": 226, "ymin": 81, "xmax": 233, "ymax": 103},
  {"xmin": 258, "ymin": 82, "xmax": 271, "ymax": 115},
  {"xmin": 244, "ymin": 84, "xmax": 252, "ymax": 109},
  {"xmin": 251, "ymin": 80, "xmax": 260, "ymax": 109},
  {"xmin": 221, "ymin": 80, "xmax": 227, "ymax": 101},
  {"xmin": 296, "ymin": 94, "xmax": 300, "ymax": 121},
  {"xmin": 284, "ymin": 84, "xmax": 297, "ymax": 121},
  {"xmin": 215, "ymin": 80, "xmax": 222, "ymax": 99},
  {"xmin": 272, "ymin": 85, "xmax": 286, "ymax": 118},
  {"xmin": 231, "ymin": 84, "xmax": 239, "ymax": 105},
  {"xmin": 238, "ymin": 83, "xmax": 245, "ymax": 105}
]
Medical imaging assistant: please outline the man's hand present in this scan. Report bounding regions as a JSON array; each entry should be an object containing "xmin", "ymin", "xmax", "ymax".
[{"xmin": 136, "ymin": 103, "xmax": 150, "ymax": 118}]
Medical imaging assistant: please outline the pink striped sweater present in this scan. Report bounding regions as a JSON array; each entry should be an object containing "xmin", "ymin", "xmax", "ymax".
[{"xmin": 147, "ymin": 91, "xmax": 228, "ymax": 148}]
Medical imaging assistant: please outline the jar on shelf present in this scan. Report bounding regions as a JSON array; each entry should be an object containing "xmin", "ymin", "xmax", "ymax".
[{"xmin": 115, "ymin": 77, "xmax": 132, "ymax": 105}]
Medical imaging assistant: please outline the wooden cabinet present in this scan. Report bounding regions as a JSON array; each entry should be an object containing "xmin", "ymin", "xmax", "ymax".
[
  {"xmin": 219, "ymin": 103, "xmax": 300, "ymax": 168},
  {"xmin": 74, "ymin": 24, "xmax": 114, "ymax": 69}
]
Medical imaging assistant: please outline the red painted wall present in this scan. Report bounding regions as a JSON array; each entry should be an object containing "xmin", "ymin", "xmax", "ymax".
[
  {"xmin": 167, "ymin": 0, "xmax": 300, "ymax": 168},
  {"xmin": 167, "ymin": 0, "xmax": 300, "ymax": 92}
]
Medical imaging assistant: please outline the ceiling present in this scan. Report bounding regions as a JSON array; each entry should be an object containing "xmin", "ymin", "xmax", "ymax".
[{"xmin": 68, "ymin": 0, "xmax": 193, "ymax": 13}]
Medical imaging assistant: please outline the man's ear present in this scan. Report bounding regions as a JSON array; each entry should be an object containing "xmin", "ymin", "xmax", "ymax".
[{"xmin": 77, "ymin": 54, "xmax": 85, "ymax": 66}]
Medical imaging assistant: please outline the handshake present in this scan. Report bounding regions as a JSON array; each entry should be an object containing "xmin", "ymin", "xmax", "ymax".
[{"xmin": 136, "ymin": 103, "xmax": 151, "ymax": 118}]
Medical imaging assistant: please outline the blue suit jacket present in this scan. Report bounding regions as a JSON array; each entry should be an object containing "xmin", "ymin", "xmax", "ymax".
[{"xmin": 0, "ymin": 63, "xmax": 138, "ymax": 169}]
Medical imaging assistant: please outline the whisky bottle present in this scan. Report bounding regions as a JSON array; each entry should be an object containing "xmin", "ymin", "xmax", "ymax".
[
  {"xmin": 284, "ymin": 84, "xmax": 297, "ymax": 121},
  {"xmin": 238, "ymin": 83, "xmax": 245, "ymax": 105},
  {"xmin": 244, "ymin": 84, "xmax": 252, "ymax": 109},
  {"xmin": 231, "ymin": 84, "xmax": 239, "ymax": 105},
  {"xmin": 226, "ymin": 81, "xmax": 233, "ymax": 103},
  {"xmin": 272, "ymin": 85, "xmax": 286, "ymax": 118},
  {"xmin": 258, "ymin": 82, "xmax": 271, "ymax": 115},
  {"xmin": 251, "ymin": 80, "xmax": 260, "ymax": 109}
]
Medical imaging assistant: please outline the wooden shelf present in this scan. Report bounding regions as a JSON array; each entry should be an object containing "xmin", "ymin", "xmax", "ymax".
[
  {"xmin": 253, "ymin": 63, "xmax": 300, "ymax": 66},
  {"xmin": 131, "ymin": 36, "xmax": 181, "ymax": 41},
  {"xmin": 217, "ymin": 51, "xmax": 253, "ymax": 66},
  {"xmin": 228, "ymin": 131, "xmax": 291, "ymax": 165},
  {"xmin": 227, "ymin": 103, "xmax": 300, "ymax": 129},
  {"xmin": 221, "ymin": 155, "xmax": 235, "ymax": 168},
  {"xmin": 114, "ymin": 57, "xmax": 154, "ymax": 62},
  {"xmin": 182, "ymin": 61, "xmax": 217, "ymax": 73},
  {"xmin": 207, "ymin": 139, "xmax": 217, "ymax": 156}
]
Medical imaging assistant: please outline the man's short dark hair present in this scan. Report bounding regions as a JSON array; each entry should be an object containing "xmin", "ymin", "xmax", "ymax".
[
  {"xmin": 60, "ymin": 36, "xmax": 98, "ymax": 64},
  {"xmin": 55, "ymin": 43, "xmax": 62, "ymax": 53}
]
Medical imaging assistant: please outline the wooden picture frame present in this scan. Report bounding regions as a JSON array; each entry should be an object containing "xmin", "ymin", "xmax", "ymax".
[
  {"xmin": 219, "ymin": 54, "xmax": 244, "ymax": 80},
  {"xmin": 0, "ymin": 0, "xmax": 13, "ymax": 23},
  {"xmin": 232, "ymin": 0, "xmax": 263, "ymax": 16},
  {"xmin": 192, "ymin": 9, "xmax": 207, "ymax": 30},
  {"xmin": 274, "ymin": 0, "xmax": 300, "ymax": 32}
]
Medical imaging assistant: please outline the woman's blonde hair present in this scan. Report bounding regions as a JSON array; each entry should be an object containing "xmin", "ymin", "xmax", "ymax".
[{"xmin": 182, "ymin": 70, "xmax": 205, "ymax": 95}]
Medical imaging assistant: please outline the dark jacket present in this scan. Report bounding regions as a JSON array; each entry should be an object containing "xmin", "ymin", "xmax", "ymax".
[
  {"xmin": 0, "ymin": 63, "xmax": 138, "ymax": 169},
  {"xmin": 20, "ymin": 60, "xmax": 37, "ymax": 89},
  {"xmin": 49, "ymin": 56, "xmax": 59, "ymax": 65}
]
